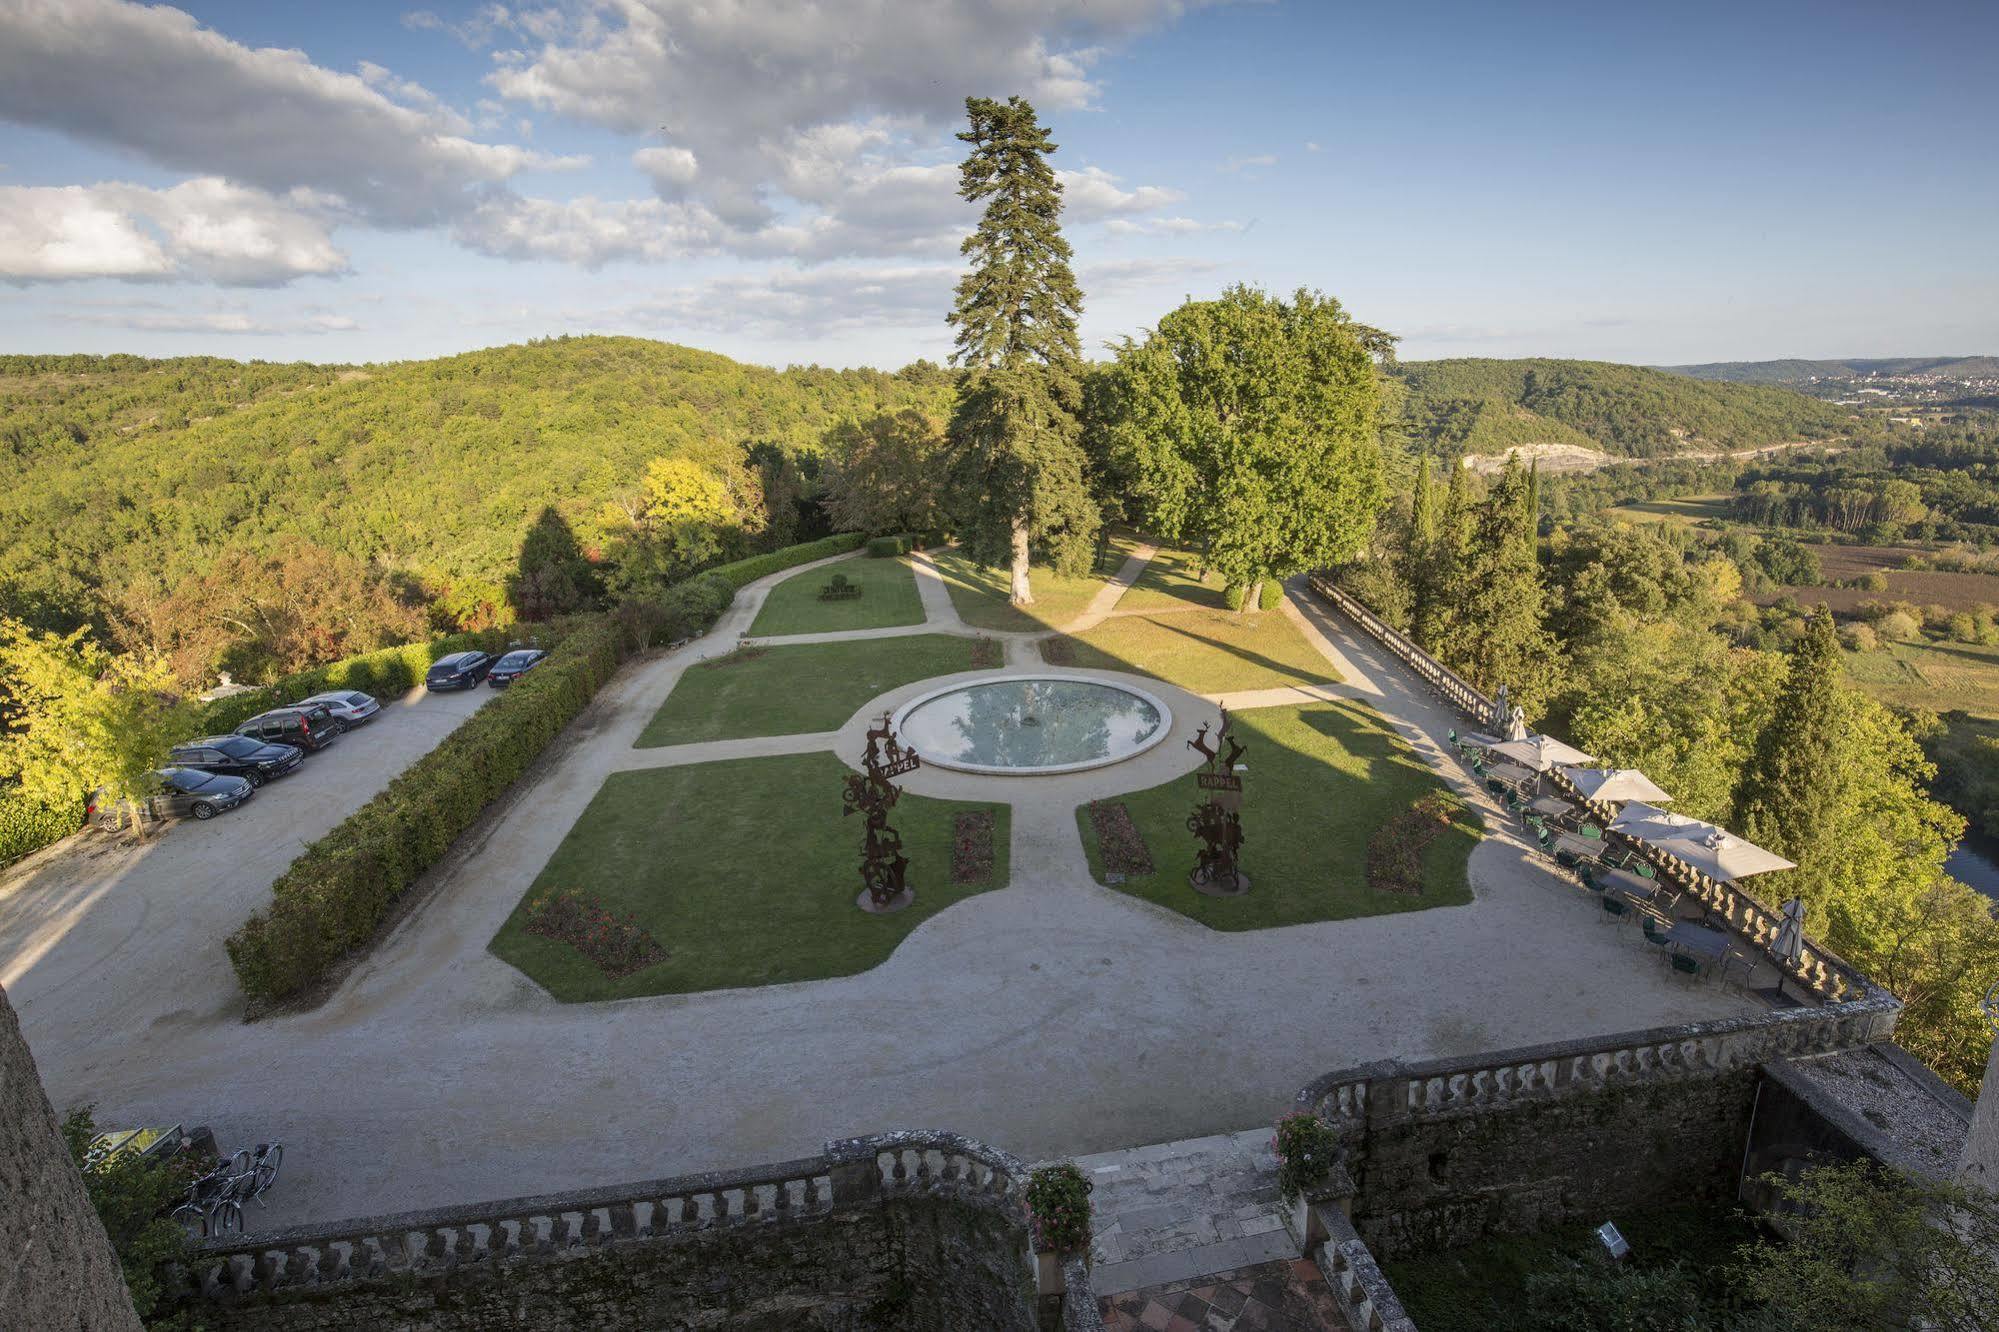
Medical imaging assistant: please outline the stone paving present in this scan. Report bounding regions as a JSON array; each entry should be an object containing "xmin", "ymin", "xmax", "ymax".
[
  {"xmin": 1081, "ymin": 1129, "xmax": 1295, "ymax": 1295},
  {"xmin": 1100, "ymin": 1259, "xmax": 1348, "ymax": 1331},
  {"xmin": 0, "ymin": 545, "xmax": 1762, "ymax": 1229}
]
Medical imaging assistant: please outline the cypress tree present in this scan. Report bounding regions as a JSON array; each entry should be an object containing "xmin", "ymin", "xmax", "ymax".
[
  {"xmin": 944, "ymin": 96, "xmax": 1098, "ymax": 605},
  {"xmin": 1524, "ymin": 457, "xmax": 1541, "ymax": 548},
  {"xmin": 1734, "ymin": 606, "xmax": 1848, "ymax": 860},
  {"xmin": 1406, "ymin": 457, "xmax": 1436, "ymax": 638}
]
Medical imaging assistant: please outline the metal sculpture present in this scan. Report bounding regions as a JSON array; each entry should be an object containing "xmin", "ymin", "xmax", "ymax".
[
  {"xmin": 844, "ymin": 712, "xmax": 922, "ymax": 912},
  {"xmin": 1186, "ymin": 708, "xmax": 1248, "ymax": 894}
]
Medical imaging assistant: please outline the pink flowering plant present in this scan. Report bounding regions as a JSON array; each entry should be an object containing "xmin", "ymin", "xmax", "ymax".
[
  {"xmin": 1272, "ymin": 1113, "xmax": 1341, "ymax": 1203},
  {"xmin": 1025, "ymin": 1162, "xmax": 1093, "ymax": 1254}
]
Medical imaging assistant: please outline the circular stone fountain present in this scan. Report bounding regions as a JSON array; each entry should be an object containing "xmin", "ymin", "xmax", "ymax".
[{"xmin": 892, "ymin": 675, "xmax": 1172, "ymax": 776}]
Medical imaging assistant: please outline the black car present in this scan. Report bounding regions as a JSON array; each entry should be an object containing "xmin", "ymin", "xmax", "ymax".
[
  {"xmin": 233, "ymin": 704, "xmax": 340, "ymax": 752},
  {"xmin": 425, "ymin": 651, "xmax": 493, "ymax": 690},
  {"xmin": 168, "ymin": 735, "xmax": 304, "ymax": 786},
  {"xmin": 87, "ymin": 768, "xmax": 253, "ymax": 827},
  {"xmin": 486, "ymin": 649, "xmax": 548, "ymax": 688}
]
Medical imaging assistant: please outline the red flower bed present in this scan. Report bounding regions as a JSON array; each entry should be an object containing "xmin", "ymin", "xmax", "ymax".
[
  {"xmin": 1041, "ymin": 636, "xmax": 1076, "ymax": 666},
  {"xmin": 524, "ymin": 889, "xmax": 667, "ymax": 978},
  {"xmin": 1087, "ymin": 800, "xmax": 1155, "ymax": 881},
  {"xmin": 969, "ymin": 637, "xmax": 1002, "ymax": 668},
  {"xmin": 952, "ymin": 810, "xmax": 996, "ymax": 884},
  {"xmin": 1366, "ymin": 792, "xmax": 1458, "ymax": 895}
]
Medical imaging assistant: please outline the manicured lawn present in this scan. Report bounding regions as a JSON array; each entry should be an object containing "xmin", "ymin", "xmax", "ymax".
[
  {"xmin": 489, "ymin": 753, "xmax": 1009, "ymax": 999},
  {"xmin": 638, "ymin": 634, "xmax": 991, "ymax": 746},
  {"xmin": 1075, "ymin": 701, "xmax": 1477, "ymax": 929},
  {"xmin": 748, "ymin": 557, "xmax": 925, "ymax": 636},
  {"xmin": 926, "ymin": 548, "xmax": 1109, "ymax": 632},
  {"xmin": 1115, "ymin": 543, "xmax": 1230, "ymax": 613},
  {"xmin": 1044, "ymin": 604, "xmax": 1340, "ymax": 694}
]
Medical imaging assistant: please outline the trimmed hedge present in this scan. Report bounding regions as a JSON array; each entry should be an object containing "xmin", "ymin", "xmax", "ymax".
[
  {"xmin": 866, "ymin": 533, "xmax": 915, "ymax": 557},
  {"xmin": 221, "ymin": 531, "xmax": 863, "ymax": 1003},
  {"xmin": 194, "ymin": 628, "xmax": 518, "ymax": 734},
  {"xmin": 1257, "ymin": 579, "xmax": 1285, "ymax": 611},
  {"xmin": 0, "ymin": 794, "xmax": 77, "ymax": 865},
  {"xmin": 1224, "ymin": 582, "xmax": 1248, "ymax": 612}
]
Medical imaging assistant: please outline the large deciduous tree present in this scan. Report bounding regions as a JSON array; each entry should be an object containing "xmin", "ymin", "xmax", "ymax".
[
  {"xmin": 822, "ymin": 409, "xmax": 948, "ymax": 536},
  {"xmin": 944, "ymin": 95, "xmax": 1098, "ymax": 604},
  {"xmin": 1098, "ymin": 285, "xmax": 1390, "ymax": 604}
]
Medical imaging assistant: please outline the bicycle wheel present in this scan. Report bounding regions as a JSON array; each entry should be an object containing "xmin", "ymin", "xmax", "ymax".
[
  {"xmin": 209, "ymin": 1200, "xmax": 243, "ymax": 1237},
  {"xmin": 171, "ymin": 1203, "xmax": 207, "ymax": 1238},
  {"xmin": 253, "ymin": 1144, "xmax": 282, "ymax": 1195}
]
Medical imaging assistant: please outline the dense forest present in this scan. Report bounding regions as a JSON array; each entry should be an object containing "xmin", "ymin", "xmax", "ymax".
[
  {"xmin": 1391, "ymin": 357, "xmax": 1849, "ymax": 459},
  {"xmin": 0, "ymin": 338, "xmax": 953, "ymax": 652}
]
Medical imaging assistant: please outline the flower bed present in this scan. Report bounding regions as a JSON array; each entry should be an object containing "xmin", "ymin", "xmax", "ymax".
[
  {"xmin": 1086, "ymin": 800, "xmax": 1155, "ymax": 882},
  {"xmin": 1025, "ymin": 1162, "xmax": 1093, "ymax": 1254},
  {"xmin": 951, "ymin": 810, "xmax": 996, "ymax": 885},
  {"xmin": 524, "ymin": 888, "xmax": 666, "ymax": 978},
  {"xmin": 1041, "ymin": 635, "xmax": 1076, "ymax": 666},
  {"xmin": 969, "ymin": 637, "xmax": 1002, "ymax": 668},
  {"xmin": 1366, "ymin": 791, "xmax": 1459, "ymax": 895}
]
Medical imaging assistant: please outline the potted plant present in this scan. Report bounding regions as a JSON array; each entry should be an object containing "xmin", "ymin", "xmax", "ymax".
[
  {"xmin": 1273, "ymin": 1112, "xmax": 1343, "ymax": 1249},
  {"xmin": 1024, "ymin": 1162, "xmax": 1093, "ymax": 1295}
]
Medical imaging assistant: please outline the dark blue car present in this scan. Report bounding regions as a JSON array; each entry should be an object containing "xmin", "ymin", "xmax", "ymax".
[
  {"xmin": 486, "ymin": 649, "xmax": 548, "ymax": 688},
  {"xmin": 425, "ymin": 651, "xmax": 493, "ymax": 690}
]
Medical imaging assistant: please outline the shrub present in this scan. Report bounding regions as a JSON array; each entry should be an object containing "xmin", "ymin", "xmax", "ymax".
[
  {"xmin": 1024, "ymin": 1163, "xmax": 1092, "ymax": 1254},
  {"xmin": 0, "ymin": 792, "xmax": 78, "ymax": 863},
  {"xmin": 1947, "ymin": 611, "xmax": 1980, "ymax": 644},
  {"xmin": 1877, "ymin": 609, "xmax": 1921, "ymax": 641},
  {"xmin": 1223, "ymin": 582, "xmax": 1248, "ymax": 611},
  {"xmin": 524, "ymin": 888, "xmax": 666, "ymax": 978},
  {"xmin": 1272, "ymin": 1112, "xmax": 1342, "ymax": 1202},
  {"xmin": 707, "ymin": 532, "xmax": 864, "ymax": 589},
  {"xmin": 1857, "ymin": 571, "xmax": 1890, "ymax": 592},
  {"xmin": 60, "ymin": 1107, "xmax": 194, "ymax": 1323},
  {"xmin": 866, "ymin": 533, "xmax": 914, "ymax": 557},
  {"xmin": 1839, "ymin": 622, "xmax": 1879, "ymax": 652},
  {"xmin": 1257, "ymin": 579, "xmax": 1285, "ymax": 611}
]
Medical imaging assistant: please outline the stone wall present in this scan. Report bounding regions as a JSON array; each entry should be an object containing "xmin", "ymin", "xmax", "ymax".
[
  {"xmin": 0, "ymin": 980, "xmax": 142, "ymax": 1331},
  {"xmin": 195, "ymin": 1197, "xmax": 1030, "ymax": 1331}
]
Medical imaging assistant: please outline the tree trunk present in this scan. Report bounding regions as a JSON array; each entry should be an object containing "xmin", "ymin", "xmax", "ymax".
[
  {"xmin": 1009, "ymin": 521, "xmax": 1034, "ymax": 606},
  {"xmin": 1242, "ymin": 578, "xmax": 1261, "ymax": 616}
]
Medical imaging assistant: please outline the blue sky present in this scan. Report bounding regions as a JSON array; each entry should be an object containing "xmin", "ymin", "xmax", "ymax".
[{"xmin": 2, "ymin": 0, "xmax": 1994, "ymax": 368}]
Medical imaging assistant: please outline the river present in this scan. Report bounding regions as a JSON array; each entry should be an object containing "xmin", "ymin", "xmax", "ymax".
[{"xmin": 1946, "ymin": 830, "xmax": 1999, "ymax": 901}]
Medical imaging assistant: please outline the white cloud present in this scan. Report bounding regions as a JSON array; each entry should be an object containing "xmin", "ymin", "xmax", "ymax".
[
  {"xmin": 1060, "ymin": 167, "xmax": 1183, "ymax": 222},
  {"xmin": 603, "ymin": 263, "xmax": 953, "ymax": 338},
  {"xmin": 0, "ymin": 179, "xmax": 346, "ymax": 285},
  {"xmin": 0, "ymin": 0, "xmax": 571, "ymax": 229},
  {"xmin": 1223, "ymin": 153, "xmax": 1278, "ymax": 172},
  {"xmin": 57, "ymin": 307, "xmax": 360, "ymax": 334},
  {"xmin": 1101, "ymin": 216, "xmax": 1244, "ymax": 237},
  {"xmin": 1305, "ymin": 141, "xmax": 1322, "ymax": 153}
]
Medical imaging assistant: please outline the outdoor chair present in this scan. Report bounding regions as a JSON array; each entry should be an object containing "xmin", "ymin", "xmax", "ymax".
[
  {"xmin": 1668, "ymin": 953, "xmax": 1703, "ymax": 983},
  {"xmin": 1599, "ymin": 897, "xmax": 1628, "ymax": 925},
  {"xmin": 1485, "ymin": 777, "xmax": 1507, "ymax": 797},
  {"xmin": 1581, "ymin": 867, "xmax": 1605, "ymax": 894},
  {"xmin": 1577, "ymin": 826, "xmax": 1603, "ymax": 840},
  {"xmin": 1641, "ymin": 915, "xmax": 1673, "ymax": 962}
]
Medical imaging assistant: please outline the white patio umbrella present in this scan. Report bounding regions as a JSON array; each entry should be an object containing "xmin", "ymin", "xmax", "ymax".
[
  {"xmin": 1560, "ymin": 767, "xmax": 1674, "ymax": 806},
  {"xmin": 1502, "ymin": 704, "xmax": 1530, "ymax": 742},
  {"xmin": 1771, "ymin": 897, "xmax": 1806, "ymax": 967},
  {"xmin": 1487, "ymin": 734, "xmax": 1595, "ymax": 772},
  {"xmin": 1654, "ymin": 828, "xmax": 1796, "ymax": 883},
  {"xmin": 1609, "ymin": 802, "xmax": 1721, "ymax": 843}
]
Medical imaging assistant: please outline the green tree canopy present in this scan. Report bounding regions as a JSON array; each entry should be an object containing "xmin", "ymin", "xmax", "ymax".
[
  {"xmin": 822, "ymin": 409, "xmax": 948, "ymax": 536},
  {"xmin": 944, "ymin": 95, "xmax": 1098, "ymax": 602}
]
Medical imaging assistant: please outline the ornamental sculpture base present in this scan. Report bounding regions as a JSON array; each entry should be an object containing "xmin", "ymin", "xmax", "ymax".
[
  {"xmin": 855, "ymin": 886, "xmax": 916, "ymax": 914},
  {"xmin": 1190, "ymin": 868, "xmax": 1251, "ymax": 897}
]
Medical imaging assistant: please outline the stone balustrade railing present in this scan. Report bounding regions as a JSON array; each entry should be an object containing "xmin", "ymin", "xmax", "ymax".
[
  {"xmin": 1308, "ymin": 575, "xmax": 1495, "ymax": 723},
  {"xmin": 1314, "ymin": 1205, "xmax": 1418, "ymax": 1332},
  {"xmin": 1296, "ymin": 991, "xmax": 1902, "ymax": 1130},
  {"xmin": 185, "ymin": 1129, "xmax": 1026, "ymax": 1303}
]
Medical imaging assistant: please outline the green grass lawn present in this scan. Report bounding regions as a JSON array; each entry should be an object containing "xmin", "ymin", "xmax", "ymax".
[
  {"xmin": 1044, "ymin": 605, "xmax": 1340, "ymax": 694},
  {"xmin": 1606, "ymin": 493, "xmax": 1734, "ymax": 525},
  {"xmin": 748, "ymin": 557, "xmax": 925, "ymax": 636},
  {"xmin": 1114, "ymin": 543, "xmax": 1231, "ymax": 613},
  {"xmin": 638, "ymin": 634, "xmax": 990, "ymax": 746},
  {"xmin": 1844, "ymin": 636, "xmax": 1999, "ymax": 720},
  {"xmin": 489, "ymin": 753, "xmax": 1009, "ymax": 999},
  {"xmin": 926, "ymin": 547, "xmax": 1110, "ymax": 632},
  {"xmin": 1076, "ymin": 701, "xmax": 1476, "ymax": 928}
]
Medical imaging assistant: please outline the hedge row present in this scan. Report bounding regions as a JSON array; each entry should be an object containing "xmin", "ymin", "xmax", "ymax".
[
  {"xmin": 0, "ymin": 794, "xmax": 77, "ymax": 865},
  {"xmin": 221, "ymin": 532, "xmax": 863, "ymax": 1003},
  {"xmin": 865, "ymin": 533, "xmax": 916, "ymax": 557},
  {"xmin": 224, "ymin": 618, "xmax": 625, "ymax": 1002},
  {"xmin": 193, "ymin": 627, "xmax": 519, "ymax": 734}
]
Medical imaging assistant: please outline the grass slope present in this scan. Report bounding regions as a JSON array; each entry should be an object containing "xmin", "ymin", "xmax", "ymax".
[
  {"xmin": 638, "ymin": 634, "xmax": 988, "ymax": 746},
  {"xmin": 1046, "ymin": 605, "xmax": 1339, "ymax": 694},
  {"xmin": 1077, "ymin": 701, "xmax": 1477, "ymax": 928},
  {"xmin": 925, "ymin": 548, "xmax": 1109, "ymax": 632},
  {"xmin": 489, "ymin": 753, "xmax": 1008, "ymax": 999},
  {"xmin": 748, "ymin": 557, "xmax": 925, "ymax": 636}
]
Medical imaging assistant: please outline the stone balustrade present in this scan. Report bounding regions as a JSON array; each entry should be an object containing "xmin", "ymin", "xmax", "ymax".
[
  {"xmin": 1314, "ymin": 1206, "xmax": 1417, "ymax": 1332},
  {"xmin": 1308, "ymin": 575, "xmax": 1495, "ymax": 723},
  {"xmin": 1296, "ymin": 992, "xmax": 1902, "ymax": 1130},
  {"xmin": 185, "ymin": 1129, "xmax": 1028, "ymax": 1304}
]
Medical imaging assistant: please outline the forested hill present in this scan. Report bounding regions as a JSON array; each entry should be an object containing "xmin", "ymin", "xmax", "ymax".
[
  {"xmin": 1391, "ymin": 357, "xmax": 1849, "ymax": 459},
  {"xmin": 0, "ymin": 336, "xmax": 951, "ymax": 637},
  {"xmin": 1665, "ymin": 355, "xmax": 1999, "ymax": 384}
]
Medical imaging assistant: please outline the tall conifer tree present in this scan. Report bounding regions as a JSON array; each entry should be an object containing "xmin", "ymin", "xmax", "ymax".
[
  {"xmin": 944, "ymin": 96, "xmax": 1097, "ymax": 604},
  {"xmin": 1734, "ymin": 607, "xmax": 1848, "ymax": 859}
]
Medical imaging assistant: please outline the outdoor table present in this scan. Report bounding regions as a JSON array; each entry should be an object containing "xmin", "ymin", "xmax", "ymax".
[
  {"xmin": 1598, "ymin": 868, "xmax": 1657, "ymax": 900},
  {"xmin": 1553, "ymin": 833, "xmax": 1602, "ymax": 863},
  {"xmin": 1665, "ymin": 921, "xmax": 1731, "ymax": 965},
  {"xmin": 1462, "ymin": 732, "xmax": 1502, "ymax": 749},
  {"xmin": 1527, "ymin": 796, "xmax": 1574, "ymax": 818},
  {"xmin": 1485, "ymin": 761, "xmax": 1536, "ymax": 788}
]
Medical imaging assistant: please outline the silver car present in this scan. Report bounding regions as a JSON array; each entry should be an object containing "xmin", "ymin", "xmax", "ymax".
[
  {"xmin": 87, "ymin": 767, "xmax": 254, "ymax": 827},
  {"xmin": 295, "ymin": 690, "xmax": 381, "ymax": 728}
]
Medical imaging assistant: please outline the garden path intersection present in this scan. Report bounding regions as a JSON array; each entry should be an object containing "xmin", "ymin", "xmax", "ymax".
[{"xmin": 0, "ymin": 546, "xmax": 1757, "ymax": 1230}]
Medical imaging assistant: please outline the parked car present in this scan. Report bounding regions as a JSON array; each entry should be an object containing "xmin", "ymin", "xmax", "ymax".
[
  {"xmin": 87, "ymin": 768, "xmax": 253, "ymax": 827},
  {"xmin": 167, "ymin": 735, "xmax": 303, "ymax": 786},
  {"xmin": 294, "ymin": 689, "xmax": 381, "ymax": 727},
  {"xmin": 485, "ymin": 649, "xmax": 548, "ymax": 688},
  {"xmin": 233, "ymin": 703, "xmax": 341, "ymax": 751},
  {"xmin": 425, "ymin": 651, "xmax": 493, "ymax": 690}
]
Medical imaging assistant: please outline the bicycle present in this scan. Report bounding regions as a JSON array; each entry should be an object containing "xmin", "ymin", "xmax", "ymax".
[{"xmin": 170, "ymin": 1142, "xmax": 283, "ymax": 1238}]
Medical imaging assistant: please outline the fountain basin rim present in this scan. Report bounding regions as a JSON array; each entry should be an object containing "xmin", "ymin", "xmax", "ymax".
[{"xmin": 890, "ymin": 673, "xmax": 1175, "ymax": 777}]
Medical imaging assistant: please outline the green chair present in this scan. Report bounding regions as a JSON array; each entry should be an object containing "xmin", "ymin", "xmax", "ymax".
[
  {"xmin": 1668, "ymin": 953, "xmax": 1702, "ymax": 982},
  {"xmin": 1600, "ymin": 897, "xmax": 1628, "ymax": 924},
  {"xmin": 1641, "ymin": 916, "xmax": 1673, "ymax": 962},
  {"xmin": 1635, "ymin": 864, "xmax": 1656, "ymax": 880},
  {"xmin": 1578, "ymin": 826, "xmax": 1603, "ymax": 841}
]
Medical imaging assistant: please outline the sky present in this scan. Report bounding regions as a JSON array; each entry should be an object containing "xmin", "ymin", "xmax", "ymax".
[{"xmin": 1, "ymin": 0, "xmax": 1995, "ymax": 370}]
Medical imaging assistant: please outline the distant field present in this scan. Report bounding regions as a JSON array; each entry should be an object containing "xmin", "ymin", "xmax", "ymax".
[
  {"xmin": 1606, "ymin": 494, "xmax": 1733, "ymax": 525},
  {"xmin": 1769, "ymin": 569, "xmax": 1999, "ymax": 615},
  {"xmin": 1843, "ymin": 638, "xmax": 1999, "ymax": 722}
]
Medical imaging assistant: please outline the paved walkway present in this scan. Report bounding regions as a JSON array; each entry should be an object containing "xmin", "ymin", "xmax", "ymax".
[
  {"xmin": 1, "ymin": 548, "xmax": 1759, "ymax": 1230},
  {"xmin": 1081, "ymin": 1130, "xmax": 1294, "ymax": 1294}
]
